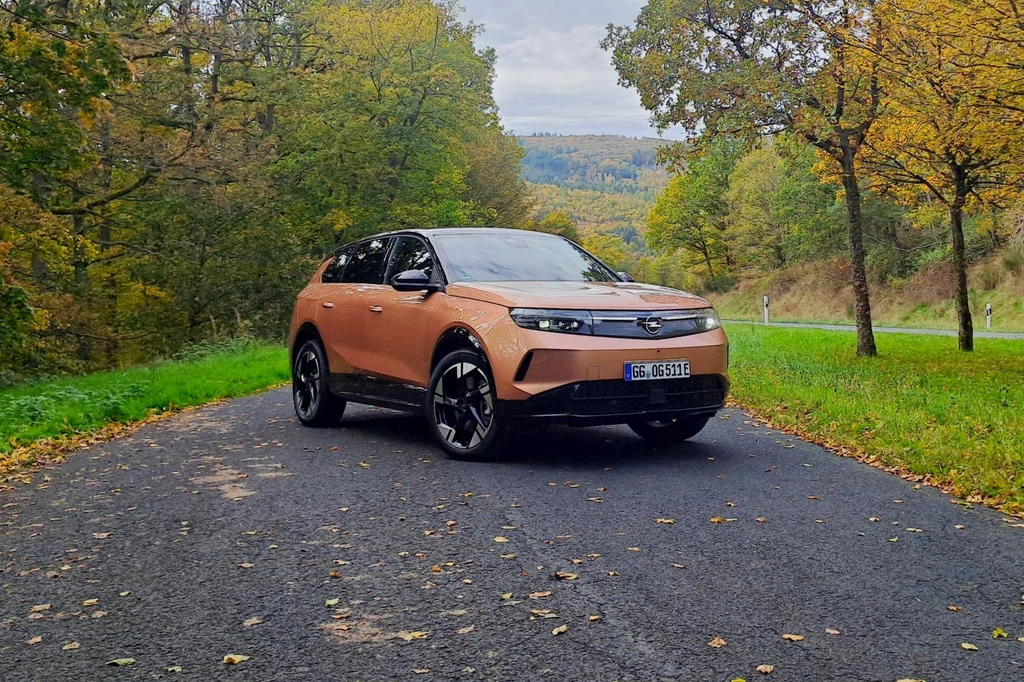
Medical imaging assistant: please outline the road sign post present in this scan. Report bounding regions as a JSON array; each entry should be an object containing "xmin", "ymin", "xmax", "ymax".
[
  {"xmin": 763, "ymin": 295, "xmax": 770, "ymax": 326},
  {"xmin": 986, "ymin": 303, "xmax": 992, "ymax": 330}
]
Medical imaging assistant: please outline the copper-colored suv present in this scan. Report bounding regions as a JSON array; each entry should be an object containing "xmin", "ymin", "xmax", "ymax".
[{"xmin": 289, "ymin": 228, "xmax": 729, "ymax": 459}]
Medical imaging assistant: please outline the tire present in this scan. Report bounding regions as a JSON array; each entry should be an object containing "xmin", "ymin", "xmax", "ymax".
[
  {"xmin": 292, "ymin": 338, "xmax": 346, "ymax": 427},
  {"xmin": 426, "ymin": 349, "xmax": 504, "ymax": 460},
  {"xmin": 628, "ymin": 415, "xmax": 711, "ymax": 446}
]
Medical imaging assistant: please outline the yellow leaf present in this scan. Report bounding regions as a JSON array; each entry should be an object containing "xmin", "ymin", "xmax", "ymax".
[
  {"xmin": 92, "ymin": 532, "xmax": 111, "ymax": 539},
  {"xmin": 82, "ymin": 599, "xmax": 98, "ymax": 607},
  {"xmin": 30, "ymin": 604, "xmax": 50, "ymax": 613},
  {"xmin": 782, "ymin": 633, "xmax": 805, "ymax": 642},
  {"xmin": 607, "ymin": 571, "xmax": 620, "ymax": 576},
  {"xmin": 708, "ymin": 636, "xmax": 727, "ymax": 648},
  {"xmin": 243, "ymin": 617, "xmax": 264, "ymax": 627},
  {"xmin": 412, "ymin": 669, "xmax": 429, "ymax": 674},
  {"xmin": 553, "ymin": 572, "xmax": 578, "ymax": 580},
  {"xmin": 755, "ymin": 517, "xmax": 767, "ymax": 523},
  {"xmin": 325, "ymin": 598, "xmax": 340, "ymax": 607},
  {"xmin": 756, "ymin": 665, "xmax": 774, "ymax": 674},
  {"xmin": 62, "ymin": 642, "xmax": 81, "ymax": 651},
  {"xmin": 27, "ymin": 636, "xmax": 43, "ymax": 645},
  {"xmin": 238, "ymin": 563, "xmax": 255, "ymax": 569},
  {"xmin": 499, "ymin": 592, "xmax": 512, "ymax": 600},
  {"xmin": 359, "ymin": 462, "xmax": 370, "ymax": 468},
  {"xmin": 711, "ymin": 517, "xmax": 724, "ymax": 524},
  {"xmin": 825, "ymin": 628, "xmax": 840, "ymax": 635},
  {"xmin": 493, "ymin": 536, "xmax": 509, "ymax": 543},
  {"xmin": 529, "ymin": 591, "xmax": 553, "ymax": 599},
  {"xmin": 626, "ymin": 547, "xmax": 640, "ymax": 552},
  {"xmin": 947, "ymin": 605, "xmax": 961, "ymax": 612},
  {"xmin": 655, "ymin": 518, "xmax": 675, "ymax": 524},
  {"xmin": 106, "ymin": 658, "xmax": 135, "ymax": 667},
  {"xmin": 457, "ymin": 625, "xmax": 475, "ymax": 635},
  {"xmin": 165, "ymin": 666, "xmax": 182, "ymax": 673},
  {"xmin": 399, "ymin": 631, "xmax": 429, "ymax": 641},
  {"xmin": 223, "ymin": 654, "xmax": 251, "ymax": 664},
  {"xmin": 500, "ymin": 553, "xmax": 516, "ymax": 559},
  {"xmin": 961, "ymin": 642, "xmax": 978, "ymax": 651},
  {"xmin": 993, "ymin": 628, "xmax": 1008, "ymax": 639},
  {"xmin": 551, "ymin": 624, "xmax": 568, "ymax": 636},
  {"xmin": 671, "ymin": 563, "xmax": 687, "ymax": 569},
  {"xmin": 589, "ymin": 615, "xmax": 602, "ymax": 622}
]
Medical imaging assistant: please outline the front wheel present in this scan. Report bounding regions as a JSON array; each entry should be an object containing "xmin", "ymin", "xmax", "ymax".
[
  {"xmin": 292, "ymin": 339, "xmax": 346, "ymax": 427},
  {"xmin": 426, "ymin": 350, "xmax": 504, "ymax": 460},
  {"xmin": 628, "ymin": 415, "xmax": 711, "ymax": 446}
]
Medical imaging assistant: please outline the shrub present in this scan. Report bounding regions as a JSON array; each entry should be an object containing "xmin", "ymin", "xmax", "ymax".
[
  {"xmin": 1002, "ymin": 250, "xmax": 1023, "ymax": 274},
  {"xmin": 974, "ymin": 263, "xmax": 1002, "ymax": 292}
]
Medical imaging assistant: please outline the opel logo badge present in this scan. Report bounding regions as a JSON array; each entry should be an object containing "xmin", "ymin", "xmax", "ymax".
[{"xmin": 639, "ymin": 316, "xmax": 664, "ymax": 335}]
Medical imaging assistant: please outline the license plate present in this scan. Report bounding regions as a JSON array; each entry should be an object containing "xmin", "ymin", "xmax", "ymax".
[{"xmin": 624, "ymin": 360, "xmax": 690, "ymax": 382}]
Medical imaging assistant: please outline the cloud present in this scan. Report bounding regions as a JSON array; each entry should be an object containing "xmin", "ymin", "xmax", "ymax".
[{"xmin": 459, "ymin": 0, "xmax": 677, "ymax": 138}]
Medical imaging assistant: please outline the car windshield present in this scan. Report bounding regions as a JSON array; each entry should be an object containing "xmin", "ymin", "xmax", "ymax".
[{"xmin": 432, "ymin": 233, "xmax": 619, "ymax": 283}]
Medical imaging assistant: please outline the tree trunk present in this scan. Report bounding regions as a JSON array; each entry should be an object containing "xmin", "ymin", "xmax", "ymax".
[
  {"xmin": 949, "ymin": 189, "xmax": 974, "ymax": 352},
  {"xmin": 840, "ymin": 148, "xmax": 877, "ymax": 357}
]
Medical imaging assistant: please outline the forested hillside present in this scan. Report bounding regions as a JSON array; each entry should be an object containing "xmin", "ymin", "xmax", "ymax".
[
  {"xmin": 518, "ymin": 135, "xmax": 668, "ymax": 197},
  {"xmin": 0, "ymin": 0, "xmax": 529, "ymax": 384}
]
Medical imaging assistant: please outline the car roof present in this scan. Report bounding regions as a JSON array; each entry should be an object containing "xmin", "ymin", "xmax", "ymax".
[{"xmin": 377, "ymin": 227, "xmax": 564, "ymax": 241}]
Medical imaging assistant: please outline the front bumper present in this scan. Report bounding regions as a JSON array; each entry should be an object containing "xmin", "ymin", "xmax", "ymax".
[{"xmin": 497, "ymin": 374, "xmax": 729, "ymax": 427}]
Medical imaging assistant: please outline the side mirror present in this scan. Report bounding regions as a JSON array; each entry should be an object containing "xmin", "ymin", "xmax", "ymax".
[
  {"xmin": 391, "ymin": 269, "xmax": 441, "ymax": 293},
  {"xmin": 617, "ymin": 271, "xmax": 635, "ymax": 282}
]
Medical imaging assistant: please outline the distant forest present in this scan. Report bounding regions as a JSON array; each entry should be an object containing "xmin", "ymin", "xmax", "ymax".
[{"xmin": 518, "ymin": 135, "xmax": 669, "ymax": 197}]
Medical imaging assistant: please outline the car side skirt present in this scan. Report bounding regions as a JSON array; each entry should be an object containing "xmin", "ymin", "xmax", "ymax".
[{"xmin": 328, "ymin": 374, "xmax": 427, "ymax": 413}]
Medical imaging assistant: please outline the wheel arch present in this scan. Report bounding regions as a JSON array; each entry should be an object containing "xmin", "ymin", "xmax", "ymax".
[
  {"xmin": 431, "ymin": 325, "xmax": 489, "ymax": 373},
  {"xmin": 291, "ymin": 323, "xmax": 324, "ymax": 366}
]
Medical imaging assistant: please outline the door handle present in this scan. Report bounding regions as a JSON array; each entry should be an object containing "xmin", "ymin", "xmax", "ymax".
[
  {"xmin": 368, "ymin": 305, "xmax": 383, "ymax": 314},
  {"xmin": 321, "ymin": 301, "xmax": 335, "ymax": 309}
]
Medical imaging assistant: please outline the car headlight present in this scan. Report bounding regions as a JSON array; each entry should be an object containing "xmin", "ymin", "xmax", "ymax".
[
  {"xmin": 509, "ymin": 308, "xmax": 593, "ymax": 334},
  {"xmin": 695, "ymin": 308, "xmax": 720, "ymax": 332}
]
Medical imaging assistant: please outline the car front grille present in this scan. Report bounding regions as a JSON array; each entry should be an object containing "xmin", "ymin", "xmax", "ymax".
[{"xmin": 514, "ymin": 374, "xmax": 728, "ymax": 418}]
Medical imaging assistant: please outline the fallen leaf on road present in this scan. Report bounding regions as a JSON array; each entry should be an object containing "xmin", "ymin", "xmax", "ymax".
[
  {"xmin": 30, "ymin": 604, "xmax": 50, "ymax": 613},
  {"xmin": 808, "ymin": 496, "xmax": 820, "ymax": 500},
  {"xmin": 888, "ymin": 537, "xmax": 899, "ymax": 542},
  {"xmin": 493, "ymin": 536, "xmax": 509, "ymax": 543},
  {"xmin": 499, "ymin": 592, "xmax": 513, "ymax": 600},
  {"xmin": 358, "ymin": 462, "xmax": 370, "ymax": 469},
  {"xmin": 91, "ymin": 611, "xmax": 107, "ymax": 619},
  {"xmin": 223, "ymin": 654, "xmax": 251, "ymax": 664},
  {"xmin": 399, "ymin": 631, "xmax": 429, "ymax": 641},
  {"xmin": 755, "ymin": 518, "xmax": 766, "ymax": 523},
  {"xmin": 92, "ymin": 532, "xmax": 111, "ymax": 539},
  {"xmin": 756, "ymin": 664, "xmax": 774, "ymax": 674},
  {"xmin": 165, "ymin": 666, "xmax": 182, "ymax": 673},
  {"xmin": 671, "ymin": 563, "xmax": 687, "ymax": 569},
  {"xmin": 947, "ymin": 605, "xmax": 961, "ymax": 612},
  {"xmin": 825, "ymin": 628, "xmax": 840, "ymax": 635},
  {"xmin": 551, "ymin": 624, "xmax": 568, "ymax": 636},
  {"xmin": 869, "ymin": 517, "xmax": 880, "ymax": 522},
  {"xmin": 412, "ymin": 669, "xmax": 429, "ymax": 674},
  {"xmin": 961, "ymin": 642, "xmax": 978, "ymax": 651},
  {"xmin": 607, "ymin": 571, "xmax": 619, "ymax": 576},
  {"xmin": 62, "ymin": 642, "xmax": 81, "ymax": 651},
  {"xmin": 708, "ymin": 636, "xmax": 727, "ymax": 648},
  {"xmin": 457, "ymin": 625, "xmax": 475, "ymax": 634},
  {"xmin": 553, "ymin": 572, "xmax": 578, "ymax": 581},
  {"xmin": 243, "ymin": 617, "xmax": 264, "ymax": 627},
  {"xmin": 711, "ymin": 517, "xmax": 724, "ymax": 524},
  {"xmin": 587, "ymin": 497, "xmax": 603, "ymax": 503},
  {"xmin": 1018, "ymin": 637, "xmax": 1024, "ymax": 643},
  {"xmin": 106, "ymin": 658, "xmax": 135, "ymax": 666},
  {"xmin": 325, "ymin": 598, "xmax": 340, "ymax": 607},
  {"xmin": 27, "ymin": 636, "xmax": 42, "ymax": 645},
  {"xmin": 238, "ymin": 563, "xmax": 255, "ymax": 569},
  {"xmin": 954, "ymin": 524, "xmax": 964, "ymax": 530},
  {"xmin": 589, "ymin": 615, "xmax": 601, "ymax": 622},
  {"xmin": 993, "ymin": 628, "xmax": 1008, "ymax": 639},
  {"xmin": 782, "ymin": 634, "xmax": 805, "ymax": 642},
  {"xmin": 499, "ymin": 553, "xmax": 516, "ymax": 559},
  {"xmin": 119, "ymin": 591, "xmax": 130, "ymax": 597},
  {"xmin": 82, "ymin": 599, "xmax": 98, "ymax": 607},
  {"xmin": 626, "ymin": 547, "xmax": 640, "ymax": 552},
  {"xmin": 655, "ymin": 518, "xmax": 675, "ymax": 524},
  {"xmin": 529, "ymin": 591, "xmax": 553, "ymax": 599}
]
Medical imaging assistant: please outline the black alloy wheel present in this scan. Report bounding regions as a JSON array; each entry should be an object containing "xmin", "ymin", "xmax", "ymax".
[
  {"xmin": 427, "ymin": 350, "xmax": 503, "ymax": 460},
  {"xmin": 292, "ymin": 339, "xmax": 346, "ymax": 427}
]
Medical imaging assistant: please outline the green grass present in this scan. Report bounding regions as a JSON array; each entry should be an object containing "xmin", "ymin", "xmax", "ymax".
[
  {"xmin": 0, "ymin": 342, "xmax": 289, "ymax": 460},
  {"xmin": 726, "ymin": 324, "xmax": 1024, "ymax": 513}
]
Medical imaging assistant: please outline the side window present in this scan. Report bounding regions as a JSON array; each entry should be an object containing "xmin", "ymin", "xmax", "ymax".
[
  {"xmin": 389, "ymin": 237, "xmax": 435, "ymax": 281},
  {"xmin": 321, "ymin": 250, "xmax": 350, "ymax": 284},
  {"xmin": 342, "ymin": 238, "xmax": 391, "ymax": 284}
]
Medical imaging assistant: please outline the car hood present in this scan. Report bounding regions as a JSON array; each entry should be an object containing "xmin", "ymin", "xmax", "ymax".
[{"xmin": 445, "ymin": 281, "xmax": 710, "ymax": 311}]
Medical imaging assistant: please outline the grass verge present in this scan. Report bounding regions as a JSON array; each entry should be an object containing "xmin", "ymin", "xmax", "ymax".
[
  {"xmin": 0, "ymin": 343, "xmax": 289, "ymax": 476},
  {"xmin": 726, "ymin": 324, "xmax": 1024, "ymax": 515}
]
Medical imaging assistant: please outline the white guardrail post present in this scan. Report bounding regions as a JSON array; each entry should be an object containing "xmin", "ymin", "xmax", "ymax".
[
  {"xmin": 986, "ymin": 303, "xmax": 992, "ymax": 330},
  {"xmin": 763, "ymin": 295, "xmax": 770, "ymax": 326}
]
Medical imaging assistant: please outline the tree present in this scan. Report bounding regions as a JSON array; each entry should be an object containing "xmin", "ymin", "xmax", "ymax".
[
  {"xmin": 856, "ymin": 0, "xmax": 1024, "ymax": 351},
  {"xmin": 605, "ymin": 0, "xmax": 887, "ymax": 355},
  {"xmin": 646, "ymin": 139, "xmax": 741, "ymax": 278},
  {"xmin": 526, "ymin": 211, "xmax": 582, "ymax": 242}
]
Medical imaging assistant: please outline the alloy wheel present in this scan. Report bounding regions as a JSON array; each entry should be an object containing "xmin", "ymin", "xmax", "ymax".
[
  {"xmin": 433, "ymin": 361, "xmax": 495, "ymax": 450},
  {"xmin": 293, "ymin": 349, "xmax": 321, "ymax": 420}
]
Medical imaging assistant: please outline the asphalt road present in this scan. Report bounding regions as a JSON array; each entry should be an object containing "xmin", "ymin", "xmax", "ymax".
[
  {"xmin": 3, "ymin": 389, "xmax": 1024, "ymax": 682},
  {"xmin": 725, "ymin": 319, "xmax": 1024, "ymax": 340}
]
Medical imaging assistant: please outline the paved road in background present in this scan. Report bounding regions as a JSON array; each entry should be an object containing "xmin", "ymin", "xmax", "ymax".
[
  {"xmin": 3, "ymin": 389, "xmax": 1024, "ymax": 681},
  {"xmin": 725, "ymin": 319, "xmax": 1024, "ymax": 340}
]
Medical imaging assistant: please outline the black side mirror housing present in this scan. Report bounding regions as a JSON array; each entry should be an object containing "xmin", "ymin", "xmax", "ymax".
[
  {"xmin": 391, "ymin": 269, "xmax": 441, "ymax": 293},
  {"xmin": 617, "ymin": 271, "xmax": 635, "ymax": 282}
]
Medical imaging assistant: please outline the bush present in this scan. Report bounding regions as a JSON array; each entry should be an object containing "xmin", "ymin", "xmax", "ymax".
[
  {"xmin": 700, "ymin": 273, "xmax": 738, "ymax": 294},
  {"xmin": 1002, "ymin": 250, "xmax": 1023, "ymax": 274},
  {"xmin": 975, "ymin": 263, "xmax": 1002, "ymax": 292}
]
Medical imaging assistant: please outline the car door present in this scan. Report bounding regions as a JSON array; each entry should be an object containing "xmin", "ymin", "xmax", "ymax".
[
  {"xmin": 362, "ymin": 235, "xmax": 450, "ymax": 389},
  {"xmin": 316, "ymin": 237, "xmax": 392, "ymax": 378}
]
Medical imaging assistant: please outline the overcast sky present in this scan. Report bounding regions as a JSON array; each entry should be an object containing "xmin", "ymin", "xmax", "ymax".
[{"xmin": 458, "ymin": 0, "xmax": 676, "ymax": 139}]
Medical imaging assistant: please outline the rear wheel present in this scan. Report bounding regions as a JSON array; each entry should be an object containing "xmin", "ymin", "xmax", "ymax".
[
  {"xmin": 292, "ymin": 339, "xmax": 346, "ymax": 427},
  {"xmin": 427, "ymin": 350, "xmax": 503, "ymax": 460},
  {"xmin": 628, "ymin": 415, "xmax": 710, "ymax": 446}
]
